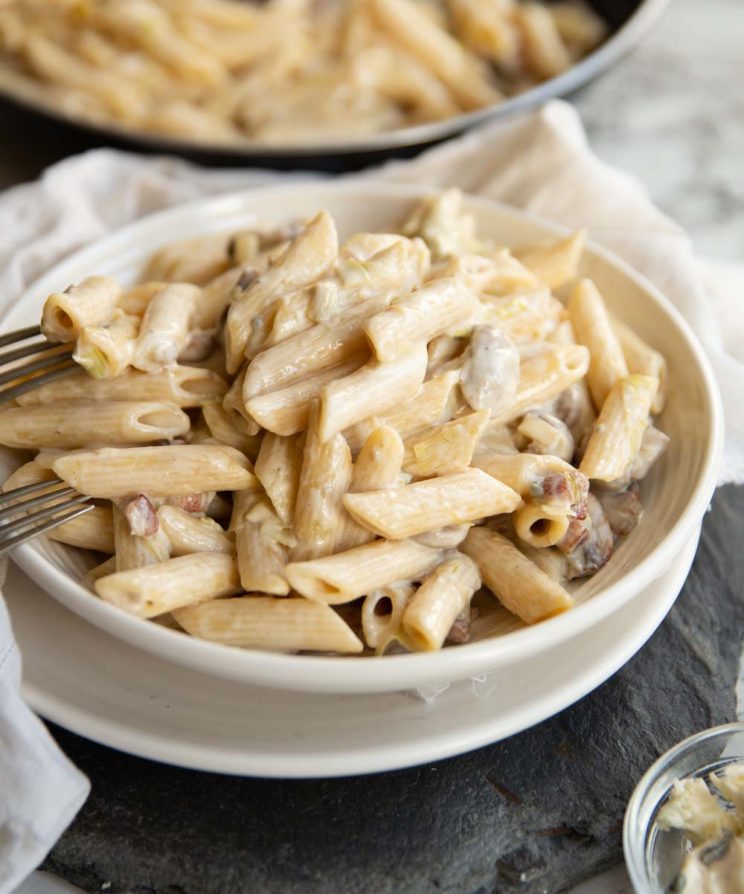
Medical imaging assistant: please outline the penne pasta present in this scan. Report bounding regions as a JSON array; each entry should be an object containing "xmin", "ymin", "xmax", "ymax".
[
  {"xmin": 133, "ymin": 282, "xmax": 202, "ymax": 373},
  {"xmin": 3, "ymin": 189, "xmax": 668, "ymax": 660},
  {"xmin": 95, "ymin": 552, "xmax": 241, "ymax": 619},
  {"xmin": 568, "ymin": 278, "xmax": 628, "ymax": 410},
  {"xmin": 514, "ymin": 229, "xmax": 587, "ymax": 290},
  {"xmin": 245, "ymin": 359, "xmax": 362, "ymax": 437},
  {"xmin": 362, "ymin": 582, "xmax": 415, "ymax": 654},
  {"xmin": 0, "ymin": 401, "xmax": 190, "ymax": 449},
  {"xmin": 225, "ymin": 211, "xmax": 338, "ymax": 372},
  {"xmin": 157, "ymin": 505, "xmax": 233, "ymax": 556},
  {"xmin": 174, "ymin": 597, "xmax": 363, "ymax": 654},
  {"xmin": 113, "ymin": 503, "xmax": 170, "ymax": 572},
  {"xmin": 285, "ymin": 538, "xmax": 443, "ymax": 604},
  {"xmin": 292, "ymin": 402, "xmax": 353, "ymax": 560},
  {"xmin": 41, "ymin": 275, "xmax": 122, "ymax": 343},
  {"xmin": 344, "ymin": 468, "xmax": 521, "ymax": 540},
  {"xmin": 319, "ymin": 343, "xmax": 428, "ymax": 442},
  {"xmin": 337, "ymin": 425, "xmax": 405, "ymax": 551},
  {"xmin": 612, "ymin": 316, "xmax": 667, "ymax": 414},
  {"xmin": 344, "ymin": 369, "xmax": 460, "ymax": 452},
  {"xmin": 402, "ymin": 554, "xmax": 481, "ymax": 651},
  {"xmin": 365, "ymin": 278, "xmax": 481, "ymax": 363},
  {"xmin": 462, "ymin": 527, "xmax": 573, "ymax": 623},
  {"xmin": 16, "ymin": 366, "xmax": 229, "ymax": 407},
  {"xmin": 73, "ymin": 312, "xmax": 140, "ymax": 379},
  {"xmin": 202, "ymin": 401, "xmax": 261, "ymax": 456},
  {"xmin": 491, "ymin": 344, "xmax": 590, "ymax": 426},
  {"xmin": 49, "ymin": 505, "xmax": 115, "ymax": 554},
  {"xmin": 253, "ymin": 432, "xmax": 302, "ymax": 525},
  {"xmin": 403, "ymin": 409, "xmax": 490, "ymax": 477},
  {"xmin": 52, "ymin": 445, "xmax": 257, "ymax": 498},
  {"xmin": 580, "ymin": 374, "xmax": 658, "ymax": 483}
]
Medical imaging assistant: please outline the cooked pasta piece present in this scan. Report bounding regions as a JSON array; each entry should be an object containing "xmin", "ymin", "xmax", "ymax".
[
  {"xmin": 49, "ymin": 506, "xmax": 115, "ymax": 554},
  {"xmin": 15, "ymin": 366, "xmax": 228, "ymax": 407},
  {"xmin": 225, "ymin": 211, "xmax": 338, "ymax": 372},
  {"xmin": 514, "ymin": 229, "xmax": 586, "ymax": 290},
  {"xmin": 133, "ymin": 282, "xmax": 201, "ymax": 373},
  {"xmin": 246, "ymin": 359, "xmax": 362, "ymax": 437},
  {"xmin": 362, "ymin": 582, "xmax": 415, "ymax": 654},
  {"xmin": 253, "ymin": 432, "xmax": 302, "ymax": 525},
  {"xmin": 174, "ymin": 597, "xmax": 363, "ymax": 654},
  {"xmin": 344, "ymin": 468, "xmax": 521, "ymax": 540},
  {"xmin": 568, "ymin": 278, "xmax": 628, "ymax": 410},
  {"xmin": 319, "ymin": 343, "xmax": 428, "ymax": 441},
  {"xmin": 338, "ymin": 425, "xmax": 405, "ymax": 551},
  {"xmin": 402, "ymin": 554, "xmax": 481, "ymax": 651},
  {"xmin": 113, "ymin": 503, "xmax": 170, "ymax": 572},
  {"xmin": 491, "ymin": 344, "xmax": 590, "ymax": 425},
  {"xmin": 462, "ymin": 527, "xmax": 573, "ymax": 623},
  {"xmin": 285, "ymin": 538, "xmax": 442, "ymax": 604},
  {"xmin": 95, "ymin": 552, "xmax": 240, "ymax": 618},
  {"xmin": 241, "ymin": 294, "xmax": 386, "ymax": 399},
  {"xmin": 580, "ymin": 374, "xmax": 658, "ymax": 484},
  {"xmin": 370, "ymin": 0, "xmax": 500, "ymax": 108},
  {"xmin": 365, "ymin": 278, "xmax": 481, "ymax": 363},
  {"xmin": 292, "ymin": 402, "xmax": 352, "ymax": 560},
  {"xmin": 344, "ymin": 369, "xmax": 460, "ymax": 452},
  {"xmin": 157, "ymin": 505, "xmax": 233, "ymax": 556},
  {"xmin": 52, "ymin": 445, "xmax": 257, "ymax": 498},
  {"xmin": 231, "ymin": 492, "xmax": 293, "ymax": 595},
  {"xmin": 403, "ymin": 409, "xmax": 489, "ymax": 477},
  {"xmin": 0, "ymin": 401, "xmax": 190, "ymax": 449},
  {"xmin": 73, "ymin": 312, "xmax": 140, "ymax": 379},
  {"xmin": 202, "ymin": 401, "xmax": 260, "ymax": 455},
  {"xmin": 41, "ymin": 275, "xmax": 122, "ymax": 342},
  {"xmin": 612, "ymin": 316, "xmax": 667, "ymax": 413}
]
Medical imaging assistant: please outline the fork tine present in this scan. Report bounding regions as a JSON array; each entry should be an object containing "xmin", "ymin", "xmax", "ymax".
[
  {"xmin": 0, "ymin": 349, "xmax": 74, "ymax": 387},
  {"xmin": 0, "ymin": 476, "xmax": 65, "ymax": 505},
  {"xmin": 0, "ymin": 485, "xmax": 76, "ymax": 521},
  {"xmin": 0, "ymin": 359, "xmax": 78, "ymax": 403},
  {"xmin": 0, "ymin": 493, "xmax": 91, "ymax": 538},
  {"xmin": 0, "ymin": 326, "xmax": 41, "ymax": 348},
  {"xmin": 0, "ymin": 504, "xmax": 94, "ymax": 556},
  {"xmin": 0, "ymin": 339, "xmax": 69, "ymax": 368}
]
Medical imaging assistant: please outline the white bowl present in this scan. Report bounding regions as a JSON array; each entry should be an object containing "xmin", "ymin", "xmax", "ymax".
[{"xmin": 1, "ymin": 181, "xmax": 723, "ymax": 694}]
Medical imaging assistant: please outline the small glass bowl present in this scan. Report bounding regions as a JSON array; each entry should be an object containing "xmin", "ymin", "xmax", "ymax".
[{"xmin": 624, "ymin": 722, "xmax": 744, "ymax": 892}]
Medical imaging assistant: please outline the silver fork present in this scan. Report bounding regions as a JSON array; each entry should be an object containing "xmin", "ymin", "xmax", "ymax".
[
  {"xmin": 0, "ymin": 477, "xmax": 93, "ymax": 557},
  {"xmin": 0, "ymin": 326, "xmax": 78, "ymax": 403}
]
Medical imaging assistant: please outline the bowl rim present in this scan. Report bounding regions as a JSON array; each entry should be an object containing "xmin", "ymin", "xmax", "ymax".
[
  {"xmin": 5, "ymin": 179, "xmax": 724, "ymax": 693},
  {"xmin": 623, "ymin": 721, "xmax": 744, "ymax": 892},
  {"xmin": 0, "ymin": 0, "xmax": 671, "ymax": 158}
]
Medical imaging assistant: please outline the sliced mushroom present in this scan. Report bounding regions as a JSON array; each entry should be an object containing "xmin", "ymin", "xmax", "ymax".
[
  {"xmin": 597, "ymin": 482, "xmax": 643, "ymax": 536},
  {"xmin": 460, "ymin": 324, "xmax": 520, "ymax": 415}
]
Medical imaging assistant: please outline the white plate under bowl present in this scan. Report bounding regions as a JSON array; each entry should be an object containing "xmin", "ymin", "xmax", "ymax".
[
  {"xmin": 1, "ymin": 181, "xmax": 723, "ymax": 694},
  {"xmin": 9, "ymin": 528, "xmax": 699, "ymax": 777}
]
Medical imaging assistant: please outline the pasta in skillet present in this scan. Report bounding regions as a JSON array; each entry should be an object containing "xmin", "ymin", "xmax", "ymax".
[
  {"xmin": 0, "ymin": 190, "xmax": 669, "ymax": 656},
  {"xmin": 0, "ymin": 0, "xmax": 607, "ymax": 147}
]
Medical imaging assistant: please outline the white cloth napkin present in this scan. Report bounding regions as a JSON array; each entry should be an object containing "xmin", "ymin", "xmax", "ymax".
[{"xmin": 1, "ymin": 99, "xmax": 742, "ymax": 891}]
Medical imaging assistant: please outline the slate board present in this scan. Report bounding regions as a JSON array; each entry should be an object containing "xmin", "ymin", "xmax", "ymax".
[{"xmin": 42, "ymin": 484, "xmax": 744, "ymax": 894}]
